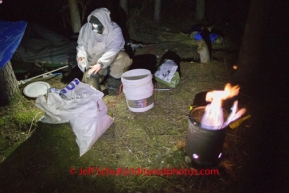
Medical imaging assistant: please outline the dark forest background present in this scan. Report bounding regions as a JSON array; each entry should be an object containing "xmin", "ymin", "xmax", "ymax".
[{"xmin": 0, "ymin": 0, "xmax": 250, "ymax": 37}]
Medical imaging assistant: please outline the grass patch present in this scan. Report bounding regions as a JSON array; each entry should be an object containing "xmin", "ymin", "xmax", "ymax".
[
  {"xmin": 0, "ymin": 99, "xmax": 43, "ymax": 162},
  {"xmin": 0, "ymin": 16, "xmax": 255, "ymax": 192}
]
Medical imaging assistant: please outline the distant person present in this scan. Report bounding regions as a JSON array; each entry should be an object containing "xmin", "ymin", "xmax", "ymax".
[{"xmin": 76, "ymin": 8, "xmax": 132, "ymax": 95}]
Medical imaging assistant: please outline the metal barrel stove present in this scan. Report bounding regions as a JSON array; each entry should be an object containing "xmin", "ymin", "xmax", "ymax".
[{"xmin": 186, "ymin": 106, "xmax": 227, "ymax": 166}]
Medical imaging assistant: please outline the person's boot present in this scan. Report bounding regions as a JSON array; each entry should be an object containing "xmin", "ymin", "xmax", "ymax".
[
  {"xmin": 107, "ymin": 75, "xmax": 122, "ymax": 95},
  {"xmin": 99, "ymin": 74, "xmax": 108, "ymax": 85}
]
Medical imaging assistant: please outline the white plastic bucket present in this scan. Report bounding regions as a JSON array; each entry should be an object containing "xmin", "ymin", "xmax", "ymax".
[{"xmin": 121, "ymin": 69, "xmax": 154, "ymax": 112}]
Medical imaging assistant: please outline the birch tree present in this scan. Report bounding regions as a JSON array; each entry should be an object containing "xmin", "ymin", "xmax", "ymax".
[
  {"xmin": 195, "ymin": 0, "xmax": 205, "ymax": 23},
  {"xmin": 154, "ymin": 0, "xmax": 161, "ymax": 23},
  {"xmin": 120, "ymin": 0, "xmax": 128, "ymax": 16},
  {"xmin": 68, "ymin": 0, "xmax": 81, "ymax": 33}
]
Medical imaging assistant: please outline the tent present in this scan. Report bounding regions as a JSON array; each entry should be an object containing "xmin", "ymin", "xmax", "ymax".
[{"xmin": 0, "ymin": 20, "xmax": 77, "ymax": 75}]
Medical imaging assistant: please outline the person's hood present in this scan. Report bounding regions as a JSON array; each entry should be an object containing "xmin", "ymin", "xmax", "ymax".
[{"xmin": 87, "ymin": 8, "xmax": 113, "ymax": 34}]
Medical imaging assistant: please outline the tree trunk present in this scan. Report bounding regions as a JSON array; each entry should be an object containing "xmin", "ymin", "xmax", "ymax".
[
  {"xmin": 120, "ymin": 0, "xmax": 128, "ymax": 16},
  {"xmin": 154, "ymin": 0, "xmax": 161, "ymax": 23},
  {"xmin": 68, "ymin": 0, "xmax": 81, "ymax": 33},
  {"xmin": 233, "ymin": 0, "xmax": 269, "ymax": 83},
  {"xmin": 195, "ymin": 0, "xmax": 205, "ymax": 23},
  {"xmin": 0, "ymin": 61, "xmax": 20, "ymax": 107}
]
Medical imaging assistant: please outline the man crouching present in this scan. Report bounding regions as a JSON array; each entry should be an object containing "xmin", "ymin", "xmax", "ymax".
[{"xmin": 76, "ymin": 8, "xmax": 132, "ymax": 95}]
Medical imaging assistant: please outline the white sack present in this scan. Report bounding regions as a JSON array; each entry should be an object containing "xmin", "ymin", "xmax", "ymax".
[{"xmin": 35, "ymin": 78, "xmax": 114, "ymax": 156}]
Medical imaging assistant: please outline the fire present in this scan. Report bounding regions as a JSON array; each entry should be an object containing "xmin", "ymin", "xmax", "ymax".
[
  {"xmin": 201, "ymin": 83, "xmax": 246, "ymax": 130},
  {"xmin": 205, "ymin": 84, "xmax": 240, "ymax": 104}
]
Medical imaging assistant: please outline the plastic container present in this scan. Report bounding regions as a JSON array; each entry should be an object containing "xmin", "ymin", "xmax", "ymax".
[
  {"xmin": 186, "ymin": 106, "xmax": 228, "ymax": 166},
  {"xmin": 121, "ymin": 69, "xmax": 154, "ymax": 112}
]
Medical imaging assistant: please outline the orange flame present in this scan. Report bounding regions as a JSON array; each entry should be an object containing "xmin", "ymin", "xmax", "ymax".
[
  {"xmin": 206, "ymin": 83, "xmax": 240, "ymax": 106},
  {"xmin": 201, "ymin": 84, "xmax": 241, "ymax": 129}
]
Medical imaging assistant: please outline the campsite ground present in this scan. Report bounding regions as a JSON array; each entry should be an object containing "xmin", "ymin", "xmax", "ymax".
[{"xmin": 0, "ymin": 15, "xmax": 284, "ymax": 192}]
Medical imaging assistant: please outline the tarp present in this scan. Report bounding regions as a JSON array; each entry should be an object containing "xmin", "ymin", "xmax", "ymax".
[
  {"xmin": 0, "ymin": 20, "xmax": 27, "ymax": 70},
  {"xmin": 11, "ymin": 23, "xmax": 77, "ymax": 67},
  {"xmin": 194, "ymin": 32, "xmax": 219, "ymax": 42}
]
